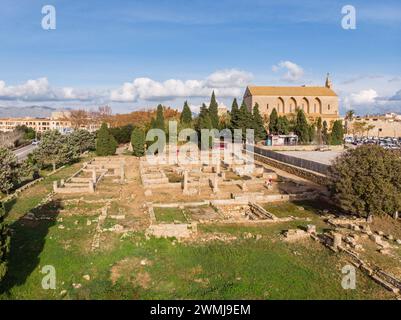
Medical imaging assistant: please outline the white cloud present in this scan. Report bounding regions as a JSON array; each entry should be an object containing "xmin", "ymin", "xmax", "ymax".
[
  {"xmin": 110, "ymin": 69, "xmax": 253, "ymax": 102},
  {"xmin": 272, "ymin": 61, "xmax": 304, "ymax": 82},
  {"xmin": 349, "ymin": 89, "xmax": 378, "ymax": 105},
  {"xmin": 0, "ymin": 78, "xmax": 101, "ymax": 102}
]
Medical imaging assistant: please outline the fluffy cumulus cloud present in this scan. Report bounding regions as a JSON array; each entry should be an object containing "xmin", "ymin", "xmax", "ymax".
[
  {"xmin": 0, "ymin": 78, "xmax": 100, "ymax": 102},
  {"xmin": 272, "ymin": 61, "xmax": 304, "ymax": 82},
  {"xmin": 110, "ymin": 69, "xmax": 253, "ymax": 102},
  {"xmin": 349, "ymin": 89, "xmax": 378, "ymax": 105}
]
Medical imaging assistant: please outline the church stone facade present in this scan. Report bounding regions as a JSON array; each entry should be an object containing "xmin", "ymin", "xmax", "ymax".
[{"xmin": 243, "ymin": 75, "xmax": 339, "ymax": 125}]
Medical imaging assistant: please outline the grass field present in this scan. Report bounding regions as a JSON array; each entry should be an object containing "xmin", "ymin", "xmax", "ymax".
[{"xmin": 0, "ymin": 161, "xmax": 394, "ymax": 300}]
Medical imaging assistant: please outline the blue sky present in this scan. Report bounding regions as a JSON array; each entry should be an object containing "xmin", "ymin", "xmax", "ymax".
[{"xmin": 0, "ymin": 0, "xmax": 400, "ymax": 115}]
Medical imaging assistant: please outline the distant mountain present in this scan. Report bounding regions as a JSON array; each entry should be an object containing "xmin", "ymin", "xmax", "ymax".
[{"xmin": 0, "ymin": 106, "xmax": 58, "ymax": 118}]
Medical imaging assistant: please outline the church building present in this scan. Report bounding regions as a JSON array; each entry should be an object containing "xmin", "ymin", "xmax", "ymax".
[{"xmin": 243, "ymin": 75, "xmax": 339, "ymax": 125}]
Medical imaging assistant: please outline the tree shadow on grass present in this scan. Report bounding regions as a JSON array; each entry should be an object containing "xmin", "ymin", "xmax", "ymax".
[{"xmin": 0, "ymin": 199, "xmax": 63, "ymax": 296}]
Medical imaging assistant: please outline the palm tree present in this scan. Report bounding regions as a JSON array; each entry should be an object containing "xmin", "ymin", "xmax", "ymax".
[
  {"xmin": 345, "ymin": 110, "xmax": 355, "ymax": 121},
  {"xmin": 345, "ymin": 110, "xmax": 355, "ymax": 135}
]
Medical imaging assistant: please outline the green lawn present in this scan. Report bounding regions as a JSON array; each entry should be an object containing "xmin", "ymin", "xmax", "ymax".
[
  {"xmin": 0, "ymin": 165, "xmax": 394, "ymax": 300},
  {"xmin": 154, "ymin": 207, "xmax": 187, "ymax": 223}
]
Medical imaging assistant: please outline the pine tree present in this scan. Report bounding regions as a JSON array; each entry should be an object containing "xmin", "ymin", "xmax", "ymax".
[
  {"xmin": 33, "ymin": 130, "xmax": 79, "ymax": 171},
  {"xmin": 180, "ymin": 101, "xmax": 192, "ymax": 125},
  {"xmin": 269, "ymin": 108, "xmax": 279, "ymax": 134},
  {"xmin": 0, "ymin": 147, "xmax": 21, "ymax": 194},
  {"xmin": 252, "ymin": 103, "xmax": 266, "ymax": 142},
  {"xmin": 0, "ymin": 201, "xmax": 10, "ymax": 281},
  {"xmin": 229, "ymin": 98, "xmax": 240, "ymax": 130},
  {"xmin": 294, "ymin": 109, "xmax": 310, "ymax": 144},
  {"xmin": 208, "ymin": 91, "xmax": 219, "ymax": 129},
  {"xmin": 330, "ymin": 120, "xmax": 344, "ymax": 145},
  {"xmin": 131, "ymin": 127, "xmax": 146, "ymax": 157},
  {"xmin": 96, "ymin": 123, "xmax": 117, "ymax": 156}
]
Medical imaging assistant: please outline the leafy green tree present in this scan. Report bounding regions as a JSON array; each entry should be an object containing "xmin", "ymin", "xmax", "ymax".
[
  {"xmin": 330, "ymin": 120, "xmax": 344, "ymax": 145},
  {"xmin": 208, "ymin": 91, "xmax": 219, "ymax": 129},
  {"xmin": 328, "ymin": 145, "xmax": 401, "ymax": 218},
  {"xmin": 95, "ymin": 123, "xmax": 117, "ymax": 156},
  {"xmin": 0, "ymin": 202, "xmax": 9, "ymax": 281},
  {"xmin": 16, "ymin": 125, "xmax": 36, "ymax": 140},
  {"xmin": 252, "ymin": 103, "xmax": 266, "ymax": 142},
  {"xmin": 229, "ymin": 98, "xmax": 240, "ymax": 130},
  {"xmin": 110, "ymin": 125, "xmax": 133, "ymax": 144},
  {"xmin": 131, "ymin": 127, "xmax": 146, "ymax": 157},
  {"xmin": 33, "ymin": 130, "xmax": 79, "ymax": 171},
  {"xmin": 69, "ymin": 129, "xmax": 95, "ymax": 154},
  {"xmin": 0, "ymin": 147, "xmax": 20, "ymax": 194},
  {"xmin": 180, "ymin": 101, "xmax": 192, "ymax": 125},
  {"xmin": 277, "ymin": 116, "xmax": 290, "ymax": 135},
  {"xmin": 269, "ymin": 108, "xmax": 279, "ymax": 134},
  {"xmin": 293, "ymin": 109, "xmax": 310, "ymax": 144}
]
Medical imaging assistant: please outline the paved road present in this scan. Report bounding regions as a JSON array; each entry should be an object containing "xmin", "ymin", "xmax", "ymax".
[{"xmin": 13, "ymin": 144, "xmax": 37, "ymax": 161}]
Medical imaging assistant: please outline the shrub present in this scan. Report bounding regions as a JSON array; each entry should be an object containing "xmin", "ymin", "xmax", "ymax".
[{"xmin": 328, "ymin": 145, "xmax": 401, "ymax": 218}]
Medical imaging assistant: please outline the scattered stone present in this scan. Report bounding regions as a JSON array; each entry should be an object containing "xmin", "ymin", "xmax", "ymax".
[
  {"xmin": 140, "ymin": 259, "xmax": 148, "ymax": 266},
  {"xmin": 377, "ymin": 231, "xmax": 384, "ymax": 236},
  {"xmin": 58, "ymin": 225, "xmax": 65, "ymax": 230},
  {"xmin": 255, "ymin": 234, "xmax": 262, "ymax": 241},
  {"xmin": 60, "ymin": 290, "xmax": 67, "ymax": 296},
  {"xmin": 386, "ymin": 234, "xmax": 394, "ymax": 241},
  {"xmin": 378, "ymin": 248, "xmax": 391, "ymax": 255},
  {"xmin": 72, "ymin": 283, "xmax": 82, "ymax": 289},
  {"xmin": 306, "ymin": 224, "xmax": 316, "ymax": 234},
  {"xmin": 74, "ymin": 220, "xmax": 79, "ymax": 225},
  {"xmin": 284, "ymin": 229, "xmax": 309, "ymax": 242},
  {"xmin": 86, "ymin": 219, "xmax": 92, "ymax": 226},
  {"xmin": 83, "ymin": 275, "xmax": 91, "ymax": 281},
  {"xmin": 396, "ymin": 239, "xmax": 401, "ymax": 245},
  {"xmin": 110, "ymin": 215, "xmax": 125, "ymax": 220},
  {"xmin": 297, "ymin": 206, "xmax": 305, "ymax": 211}
]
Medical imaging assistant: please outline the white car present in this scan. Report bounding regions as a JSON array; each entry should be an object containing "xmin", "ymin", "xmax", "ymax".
[{"xmin": 31, "ymin": 140, "xmax": 40, "ymax": 145}]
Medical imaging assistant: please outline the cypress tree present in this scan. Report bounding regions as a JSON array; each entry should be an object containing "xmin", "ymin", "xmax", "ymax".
[
  {"xmin": 316, "ymin": 117, "xmax": 323, "ymax": 145},
  {"xmin": 230, "ymin": 98, "xmax": 240, "ymax": 130},
  {"xmin": 180, "ymin": 101, "xmax": 192, "ymax": 125},
  {"xmin": 294, "ymin": 109, "xmax": 310, "ymax": 144},
  {"xmin": 330, "ymin": 120, "xmax": 344, "ymax": 145},
  {"xmin": 131, "ymin": 127, "xmax": 146, "ymax": 157},
  {"xmin": 269, "ymin": 108, "xmax": 279, "ymax": 134},
  {"xmin": 96, "ymin": 123, "xmax": 117, "ymax": 156},
  {"xmin": 0, "ymin": 201, "xmax": 10, "ymax": 281},
  {"xmin": 153, "ymin": 104, "xmax": 165, "ymax": 131},
  {"xmin": 277, "ymin": 116, "xmax": 290, "ymax": 135},
  {"xmin": 208, "ymin": 91, "xmax": 219, "ymax": 129},
  {"xmin": 238, "ymin": 101, "xmax": 253, "ymax": 139},
  {"xmin": 322, "ymin": 120, "xmax": 329, "ymax": 145},
  {"xmin": 252, "ymin": 103, "xmax": 266, "ymax": 142},
  {"xmin": 197, "ymin": 103, "xmax": 212, "ymax": 130}
]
